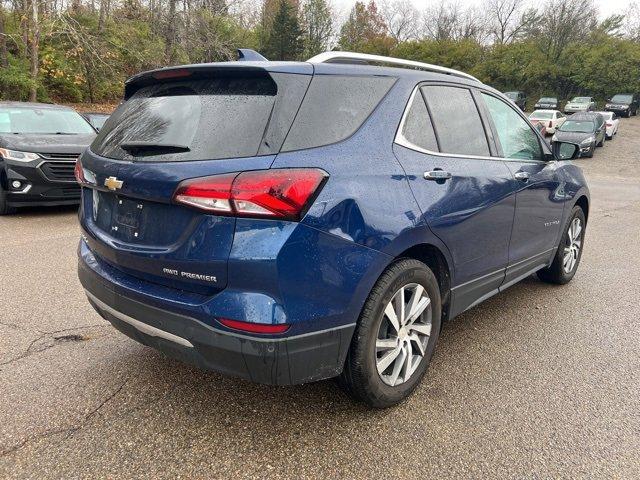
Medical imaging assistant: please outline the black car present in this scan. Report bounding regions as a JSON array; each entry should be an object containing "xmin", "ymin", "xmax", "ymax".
[
  {"xmin": 534, "ymin": 96, "xmax": 559, "ymax": 109},
  {"xmin": 552, "ymin": 112, "xmax": 605, "ymax": 158},
  {"xmin": 0, "ymin": 102, "xmax": 96, "ymax": 214},
  {"xmin": 504, "ymin": 91, "xmax": 527, "ymax": 110},
  {"xmin": 81, "ymin": 112, "xmax": 110, "ymax": 131},
  {"xmin": 604, "ymin": 93, "xmax": 639, "ymax": 118}
]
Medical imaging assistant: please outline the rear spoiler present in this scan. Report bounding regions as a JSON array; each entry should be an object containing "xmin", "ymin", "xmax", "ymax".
[{"xmin": 124, "ymin": 49, "xmax": 311, "ymax": 100}]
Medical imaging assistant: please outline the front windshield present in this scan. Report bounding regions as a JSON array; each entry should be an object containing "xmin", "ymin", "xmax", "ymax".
[
  {"xmin": 87, "ymin": 114, "xmax": 109, "ymax": 130},
  {"xmin": 0, "ymin": 107, "xmax": 95, "ymax": 134},
  {"xmin": 611, "ymin": 94, "xmax": 633, "ymax": 103},
  {"xmin": 539, "ymin": 97, "xmax": 556, "ymax": 102},
  {"xmin": 504, "ymin": 92, "xmax": 518, "ymax": 100},
  {"xmin": 560, "ymin": 120, "xmax": 594, "ymax": 133},
  {"xmin": 530, "ymin": 111, "xmax": 553, "ymax": 119},
  {"xmin": 571, "ymin": 97, "xmax": 591, "ymax": 104}
]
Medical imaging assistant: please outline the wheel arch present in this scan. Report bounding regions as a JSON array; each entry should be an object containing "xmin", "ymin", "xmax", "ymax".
[
  {"xmin": 574, "ymin": 195, "xmax": 589, "ymax": 224},
  {"xmin": 395, "ymin": 243, "xmax": 452, "ymax": 322}
]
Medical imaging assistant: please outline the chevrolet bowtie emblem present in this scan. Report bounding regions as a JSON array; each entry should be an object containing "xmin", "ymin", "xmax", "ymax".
[{"xmin": 104, "ymin": 176, "xmax": 123, "ymax": 191}]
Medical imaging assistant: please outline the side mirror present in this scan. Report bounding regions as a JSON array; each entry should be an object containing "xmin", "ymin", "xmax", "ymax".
[{"xmin": 553, "ymin": 141, "xmax": 580, "ymax": 160}]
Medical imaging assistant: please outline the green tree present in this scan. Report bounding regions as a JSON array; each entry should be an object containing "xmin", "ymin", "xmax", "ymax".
[
  {"xmin": 338, "ymin": 0, "xmax": 393, "ymax": 54},
  {"xmin": 260, "ymin": 0, "xmax": 304, "ymax": 61},
  {"xmin": 301, "ymin": 0, "xmax": 333, "ymax": 58}
]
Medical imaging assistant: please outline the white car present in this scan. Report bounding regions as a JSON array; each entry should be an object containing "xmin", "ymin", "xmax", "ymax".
[
  {"xmin": 597, "ymin": 111, "xmax": 619, "ymax": 140},
  {"xmin": 528, "ymin": 110, "xmax": 567, "ymax": 134},
  {"xmin": 564, "ymin": 96, "xmax": 596, "ymax": 114}
]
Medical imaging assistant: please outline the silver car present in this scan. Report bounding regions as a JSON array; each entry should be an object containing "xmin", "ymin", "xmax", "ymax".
[{"xmin": 564, "ymin": 96, "xmax": 596, "ymax": 114}]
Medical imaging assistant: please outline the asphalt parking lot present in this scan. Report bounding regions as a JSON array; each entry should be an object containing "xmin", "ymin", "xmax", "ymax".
[{"xmin": 1, "ymin": 118, "xmax": 639, "ymax": 479}]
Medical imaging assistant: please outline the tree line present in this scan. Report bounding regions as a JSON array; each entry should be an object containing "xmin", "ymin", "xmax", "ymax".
[{"xmin": 1, "ymin": 0, "xmax": 640, "ymax": 104}]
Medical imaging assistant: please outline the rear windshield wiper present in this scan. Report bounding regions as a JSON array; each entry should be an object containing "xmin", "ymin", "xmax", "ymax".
[{"xmin": 119, "ymin": 141, "xmax": 190, "ymax": 156}]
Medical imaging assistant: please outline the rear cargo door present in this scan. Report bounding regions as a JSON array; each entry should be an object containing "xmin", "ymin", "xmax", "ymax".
[{"xmin": 79, "ymin": 65, "xmax": 313, "ymax": 294}]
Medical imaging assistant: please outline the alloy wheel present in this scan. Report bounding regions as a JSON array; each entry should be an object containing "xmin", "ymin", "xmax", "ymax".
[
  {"xmin": 376, "ymin": 283, "xmax": 432, "ymax": 386},
  {"xmin": 563, "ymin": 217, "xmax": 582, "ymax": 274}
]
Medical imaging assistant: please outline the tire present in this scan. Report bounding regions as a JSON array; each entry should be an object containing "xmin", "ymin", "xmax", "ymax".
[
  {"xmin": 0, "ymin": 183, "xmax": 16, "ymax": 215},
  {"xmin": 584, "ymin": 145, "xmax": 594, "ymax": 158},
  {"xmin": 596, "ymin": 136, "xmax": 604, "ymax": 147},
  {"xmin": 537, "ymin": 205, "xmax": 586, "ymax": 285},
  {"xmin": 338, "ymin": 259, "xmax": 442, "ymax": 408}
]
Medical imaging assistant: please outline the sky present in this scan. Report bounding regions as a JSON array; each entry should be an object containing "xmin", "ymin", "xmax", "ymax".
[{"xmin": 331, "ymin": 0, "xmax": 633, "ymax": 20}]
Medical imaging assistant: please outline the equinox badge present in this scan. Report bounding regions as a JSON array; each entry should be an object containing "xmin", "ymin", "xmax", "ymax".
[{"xmin": 104, "ymin": 176, "xmax": 123, "ymax": 191}]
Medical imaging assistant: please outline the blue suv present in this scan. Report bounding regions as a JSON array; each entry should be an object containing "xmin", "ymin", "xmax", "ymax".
[{"xmin": 77, "ymin": 51, "xmax": 589, "ymax": 407}]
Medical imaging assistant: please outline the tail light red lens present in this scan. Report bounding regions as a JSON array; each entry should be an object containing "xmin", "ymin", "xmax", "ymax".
[
  {"xmin": 74, "ymin": 158, "xmax": 86, "ymax": 184},
  {"xmin": 173, "ymin": 168, "xmax": 328, "ymax": 220},
  {"xmin": 218, "ymin": 318, "xmax": 290, "ymax": 334},
  {"xmin": 606, "ymin": 122, "xmax": 612, "ymax": 126}
]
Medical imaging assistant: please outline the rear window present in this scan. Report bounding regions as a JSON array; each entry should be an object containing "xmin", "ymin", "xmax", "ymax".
[
  {"xmin": 530, "ymin": 111, "xmax": 553, "ymax": 119},
  {"xmin": 281, "ymin": 75, "xmax": 396, "ymax": 152},
  {"xmin": 421, "ymin": 85, "xmax": 490, "ymax": 157},
  {"xmin": 91, "ymin": 72, "xmax": 310, "ymax": 162}
]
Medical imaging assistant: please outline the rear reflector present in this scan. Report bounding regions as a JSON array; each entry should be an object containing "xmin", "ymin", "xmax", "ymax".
[
  {"xmin": 173, "ymin": 168, "xmax": 328, "ymax": 220},
  {"xmin": 218, "ymin": 318, "xmax": 290, "ymax": 334}
]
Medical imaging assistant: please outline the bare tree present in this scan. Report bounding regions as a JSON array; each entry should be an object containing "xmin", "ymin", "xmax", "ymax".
[
  {"xmin": 421, "ymin": 1, "xmax": 487, "ymax": 42},
  {"xmin": 623, "ymin": 2, "xmax": 640, "ymax": 40},
  {"xmin": 422, "ymin": 1, "xmax": 459, "ymax": 41},
  {"xmin": 536, "ymin": 0, "xmax": 598, "ymax": 62},
  {"xmin": 379, "ymin": 0, "xmax": 419, "ymax": 42},
  {"xmin": 483, "ymin": 0, "xmax": 536, "ymax": 44}
]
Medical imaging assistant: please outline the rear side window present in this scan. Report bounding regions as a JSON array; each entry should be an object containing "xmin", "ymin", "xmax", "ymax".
[
  {"xmin": 91, "ymin": 72, "xmax": 310, "ymax": 162},
  {"xmin": 281, "ymin": 75, "xmax": 396, "ymax": 152},
  {"xmin": 398, "ymin": 90, "xmax": 438, "ymax": 152},
  {"xmin": 421, "ymin": 85, "xmax": 490, "ymax": 157}
]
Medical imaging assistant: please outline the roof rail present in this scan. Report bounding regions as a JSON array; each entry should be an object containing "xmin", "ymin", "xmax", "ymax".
[{"xmin": 307, "ymin": 51, "xmax": 480, "ymax": 83}]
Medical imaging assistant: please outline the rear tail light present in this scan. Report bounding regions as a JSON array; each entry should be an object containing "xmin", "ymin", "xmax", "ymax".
[
  {"xmin": 218, "ymin": 318, "xmax": 290, "ymax": 334},
  {"xmin": 606, "ymin": 122, "xmax": 612, "ymax": 126},
  {"xmin": 74, "ymin": 158, "xmax": 86, "ymax": 184},
  {"xmin": 173, "ymin": 168, "xmax": 328, "ymax": 220}
]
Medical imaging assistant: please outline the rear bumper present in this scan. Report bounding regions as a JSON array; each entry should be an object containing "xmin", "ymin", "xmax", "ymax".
[{"xmin": 79, "ymin": 259, "xmax": 356, "ymax": 385}]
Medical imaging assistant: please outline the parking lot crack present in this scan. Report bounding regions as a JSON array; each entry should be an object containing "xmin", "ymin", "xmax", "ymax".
[{"xmin": 0, "ymin": 378, "xmax": 130, "ymax": 458}]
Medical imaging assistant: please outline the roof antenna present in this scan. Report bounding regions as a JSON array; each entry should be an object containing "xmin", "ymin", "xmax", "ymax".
[{"xmin": 237, "ymin": 49, "xmax": 268, "ymax": 62}]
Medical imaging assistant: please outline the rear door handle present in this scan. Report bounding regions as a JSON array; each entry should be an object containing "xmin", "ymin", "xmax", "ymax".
[
  {"xmin": 514, "ymin": 171, "xmax": 530, "ymax": 182},
  {"xmin": 424, "ymin": 170, "xmax": 452, "ymax": 181}
]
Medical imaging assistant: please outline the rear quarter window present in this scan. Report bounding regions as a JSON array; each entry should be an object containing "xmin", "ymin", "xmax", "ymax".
[{"xmin": 281, "ymin": 75, "xmax": 396, "ymax": 152}]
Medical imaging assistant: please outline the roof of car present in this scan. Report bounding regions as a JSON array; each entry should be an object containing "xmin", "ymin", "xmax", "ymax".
[
  {"xmin": 530, "ymin": 109, "xmax": 557, "ymax": 113},
  {"xmin": 0, "ymin": 101, "xmax": 74, "ymax": 110},
  {"xmin": 124, "ymin": 59, "xmax": 489, "ymax": 100},
  {"xmin": 569, "ymin": 112, "xmax": 601, "ymax": 120}
]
